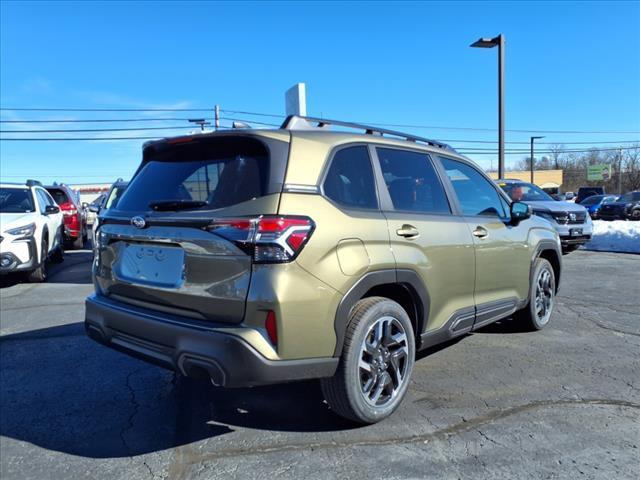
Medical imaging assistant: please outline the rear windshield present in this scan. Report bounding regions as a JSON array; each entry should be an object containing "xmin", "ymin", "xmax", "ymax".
[
  {"xmin": 46, "ymin": 188, "xmax": 69, "ymax": 205},
  {"xmin": 116, "ymin": 136, "xmax": 278, "ymax": 213},
  {"xmin": 0, "ymin": 188, "xmax": 35, "ymax": 213},
  {"xmin": 499, "ymin": 182, "xmax": 553, "ymax": 202},
  {"xmin": 578, "ymin": 188, "xmax": 603, "ymax": 197}
]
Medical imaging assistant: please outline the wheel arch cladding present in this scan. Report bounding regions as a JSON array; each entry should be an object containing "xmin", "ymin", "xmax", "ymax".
[
  {"xmin": 537, "ymin": 247, "xmax": 561, "ymax": 293},
  {"xmin": 333, "ymin": 269, "xmax": 429, "ymax": 356}
]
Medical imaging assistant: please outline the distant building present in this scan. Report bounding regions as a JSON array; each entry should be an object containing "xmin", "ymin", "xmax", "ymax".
[
  {"xmin": 69, "ymin": 183, "xmax": 112, "ymax": 204},
  {"xmin": 489, "ymin": 169, "xmax": 564, "ymax": 193}
]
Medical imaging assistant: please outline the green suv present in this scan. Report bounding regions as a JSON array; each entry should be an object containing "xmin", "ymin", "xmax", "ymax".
[{"xmin": 85, "ymin": 116, "xmax": 562, "ymax": 424}]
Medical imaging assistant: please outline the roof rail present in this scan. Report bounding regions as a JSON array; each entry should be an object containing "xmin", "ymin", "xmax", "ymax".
[
  {"xmin": 26, "ymin": 179, "xmax": 43, "ymax": 187},
  {"xmin": 281, "ymin": 115, "xmax": 457, "ymax": 153}
]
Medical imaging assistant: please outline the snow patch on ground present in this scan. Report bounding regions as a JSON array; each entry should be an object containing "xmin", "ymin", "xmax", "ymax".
[{"xmin": 583, "ymin": 220, "xmax": 640, "ymax": 254}]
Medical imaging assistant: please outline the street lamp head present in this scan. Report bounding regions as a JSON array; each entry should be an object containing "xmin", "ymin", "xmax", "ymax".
[{"xmin": 470, "ymin": 37, "xmax": 498, "ymax": 48}]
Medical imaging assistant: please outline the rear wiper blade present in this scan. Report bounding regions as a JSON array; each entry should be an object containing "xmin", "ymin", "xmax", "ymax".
[{"xmin": 149, "ymin": 200, "xmax": 209, "ymax": 211}]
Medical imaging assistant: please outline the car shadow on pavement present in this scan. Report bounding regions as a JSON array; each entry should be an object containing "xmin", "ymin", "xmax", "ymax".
[
  {"xmin": 47, "ymin": 249, "xmax": 94, "ymax": 284},
  {"xmin": 0, "ymin": 322, "xmax": 356, "ymax": 459},
  {"xmin": 474, "ymin": 316, "xmax": 532, "ymax": 334}
]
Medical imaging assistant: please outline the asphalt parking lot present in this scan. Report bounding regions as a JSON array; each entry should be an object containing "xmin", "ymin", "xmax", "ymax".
[{"xmin": 1, "ymin": 246, "xmax": 639, "ymax": 480}]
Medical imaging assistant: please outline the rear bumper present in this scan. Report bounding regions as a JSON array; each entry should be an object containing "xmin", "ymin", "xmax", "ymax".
[{"xmin": 85, "ymin": 294, "xmax": 338, "ymax": 387}]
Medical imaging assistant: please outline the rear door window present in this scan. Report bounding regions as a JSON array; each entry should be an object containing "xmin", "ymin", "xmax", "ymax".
[
  {"xmin": 323, "ymin": 146, "xmax": 378, "ymax": 209},
  {"xmin": 376, "ymin": 148, "xmax": 450, "ymax": 214},
  {"xmin": 116, "ymin": 136, "xmax": 281, "ymax": 212}
]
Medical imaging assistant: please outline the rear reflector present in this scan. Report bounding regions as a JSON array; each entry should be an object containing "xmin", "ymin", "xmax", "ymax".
[
  {"xmin": 205, "ymin": 215, "xmax": 314, "ymax": 263},
  {"xmin": 265, "ymin": 310, "xmax": 278, "ymax": 346}
]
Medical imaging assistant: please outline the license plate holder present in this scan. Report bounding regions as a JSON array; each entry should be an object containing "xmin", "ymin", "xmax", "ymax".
[
  {"xmin": 570, "ymin": 228, "xmax": 583, "ymax": 237},
  {"xmin": 115, "ymin": 243, "xmax": 185, "ymax": 288}
]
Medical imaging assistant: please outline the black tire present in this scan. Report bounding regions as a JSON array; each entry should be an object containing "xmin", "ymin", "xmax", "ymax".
[
  {"xmin": 321, "ymin": 296, "xmax": 415, "ymax": 424},
  {"xmin": 50, "ymin": 228, "xmax": 65, "ymax": 263},
  {"xmin": 562, "ymin": 245, "xmax": 578, "ymax": 255},
  {"xmin": 82, "ymin": 224, "xmax": 88, "ymax": 241},
  {"xmin": 514, "ymin": 258, "xmax": 556, "ymax": 331},
  {"xmin": 630, "ymin": 209, "xmax": 640, "ymax": 221},
  {"xmin": 27, "ymin": 238, "xmax": 48, "ymax": 283}
]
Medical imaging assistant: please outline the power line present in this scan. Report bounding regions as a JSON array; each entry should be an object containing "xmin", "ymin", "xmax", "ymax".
[
  {"xmin": 3, "ymin": 106, "xmax": 640, "ymax": 134},
  {"xmin": 444, "ymin": 139, "xmax": 640, "ymax": 146},
  {"xmin": 0, "ymin": 125, "xmax": 203, "ymax": 133},
  {"xmin": 220, "ymin": 109, "xmax": 284, "ymax": 119},
  {"xmin": 223, "ymin": 108, "xmax": 640, "ymax": 134},
  {"xmin": 0, "ymin": 107, "xmax": 214, "ymax": 112},
  {"xmin": 367, "ymin": 122, "xmax": 640, "ymax": 135},
  {"xmin": 0, "ymin": 117, "xmax": 203, "ymax": 123},
  {"xmin": 0, "ymin": 136, "xmax": 163, "ymax": 141},
  {"xmin": 0, "ymin": 125, "xmax": 197, "ymax": 133}
]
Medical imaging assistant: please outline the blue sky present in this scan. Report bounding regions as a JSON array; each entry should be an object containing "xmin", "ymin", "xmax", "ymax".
[{"xmin": 1, "ymin": 0, "xmax": 639, "ymax": 184}]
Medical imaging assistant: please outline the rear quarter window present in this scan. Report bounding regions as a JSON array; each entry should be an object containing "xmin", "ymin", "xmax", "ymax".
[{"xmin": 323, "ymin": 146, "xmax": 378, "ymax": 210}]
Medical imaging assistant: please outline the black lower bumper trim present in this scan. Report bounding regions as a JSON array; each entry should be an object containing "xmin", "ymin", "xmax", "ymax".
[
  {"xmin": 85, "ymin": 294, "xmax": 339, "ymax": 387},
  {"xmin": 0, "ymin": 238, "xmax": 38, "ymax": 274},
  {"xmin": 560, "ymin": 235, "xmax": 591, "ymax": 246}
]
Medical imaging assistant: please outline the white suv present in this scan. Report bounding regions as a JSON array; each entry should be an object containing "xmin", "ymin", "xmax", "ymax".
[{"xmin": 0, "ymin": 180, "xmax": 64, "ymax": 282}]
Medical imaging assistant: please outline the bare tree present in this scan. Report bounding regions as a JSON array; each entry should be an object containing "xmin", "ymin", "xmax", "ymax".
[
  {"xmin": 623, "ymin": 144, "xmax": 640, "ymax": 191},
  {"xmin": 548, "ymin": 144, "xmax": 566, "ymax": 169}
]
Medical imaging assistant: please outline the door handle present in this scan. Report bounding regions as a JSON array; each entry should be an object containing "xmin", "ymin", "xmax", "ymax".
[
  {"xmin": 396, "ymin": 224, "xmax": 420, "ymax": 238},
  {"xmin": 472, "ymin": 226, "xmax": 488, "ymax": 239}
]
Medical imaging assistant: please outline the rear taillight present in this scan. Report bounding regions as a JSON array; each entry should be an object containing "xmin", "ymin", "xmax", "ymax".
[
  {"xmin": 59, "ymin": 202, "xmax": 77, "ymax": 216},
  {"xmin": 206, "ymin": 215, "xmax": 314, "ymax": 263}
]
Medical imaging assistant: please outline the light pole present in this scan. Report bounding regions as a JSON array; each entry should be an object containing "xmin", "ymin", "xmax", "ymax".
[
  {"xmin": 530, "ymin": 136, "xmax": 545, "ymax": 183},
  {"xmin": 471, "ymin": 34, "xmax": 505, "ymax": 178}
]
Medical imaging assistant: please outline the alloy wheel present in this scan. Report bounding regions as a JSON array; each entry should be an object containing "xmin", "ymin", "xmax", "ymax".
[
  {"xmin": 358, "ymin": 316, "xmax": 409, "ymax": 407},
  {"xmin": 535, "ymin": 268, "xmax": 554, "ymax": 325}
]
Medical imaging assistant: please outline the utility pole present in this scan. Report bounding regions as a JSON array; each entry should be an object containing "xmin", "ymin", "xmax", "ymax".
[
  {"xmin": 530, "ymin": 136, "xmax": 544, "ymax": 183},
  {"xmin": 618, "ymin": 147, "xmax": 623, "ymax": 194},
  {"xmin": 214, "ymin": 105, "xmax": 220, "ymax": 131}
]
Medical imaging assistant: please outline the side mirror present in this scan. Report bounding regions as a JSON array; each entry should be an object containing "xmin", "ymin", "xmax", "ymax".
[
  {"xmin": 510, "ymin": 201, "xmax": 531, "ymax": 225},
  {"xmin": 45, "ymin": 205, "xmax": 60, "ymax": 215},
  {"xmin": 88, "ymin": 205, "xmax": 100, "ymax": 213}
]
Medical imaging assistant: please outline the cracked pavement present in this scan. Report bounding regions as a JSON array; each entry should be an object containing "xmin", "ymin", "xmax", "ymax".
[{"xmin": 1, "ymin": 248, "xmax": 639, "ymax": 479}]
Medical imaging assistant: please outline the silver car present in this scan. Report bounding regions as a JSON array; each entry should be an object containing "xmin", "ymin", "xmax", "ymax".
[{"xmin": 498, "ymin": 179, "xmax": 592, "ymax": 253}]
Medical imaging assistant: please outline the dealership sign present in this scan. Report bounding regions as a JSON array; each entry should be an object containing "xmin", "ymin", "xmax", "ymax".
[{"xmin": 587, "ymin": 164, "xmax": 612, "ymax": 181}]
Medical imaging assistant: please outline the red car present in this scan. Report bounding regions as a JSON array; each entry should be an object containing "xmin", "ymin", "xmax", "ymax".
[{"xmin": 45, "ymin": 184, "xmax": 87, "ymax": 249}]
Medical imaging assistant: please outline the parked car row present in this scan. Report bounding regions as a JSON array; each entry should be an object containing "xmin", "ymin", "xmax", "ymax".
[
  {"xmin": 549, "ymin": 185, "xmax": 640, "ymax": 221},
  {"xmin": 497, "ymin": 179, "xmax": 592, "ymax": 254},
  {"xmin": 1, "ymin": 178, "xmax": 129, "ymax": 282},
  {"xmin": 1, "ymin": 180, "xmax": 66, "ymax": 282},
  {"xmin": 595, "ymin": 191, "xmax": 640, "ymax": 221}
]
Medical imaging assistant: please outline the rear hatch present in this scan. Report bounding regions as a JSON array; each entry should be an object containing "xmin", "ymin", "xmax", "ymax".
[{"xmin": 94, "ymin": 133, "xmax": 289, "ymax": 324}]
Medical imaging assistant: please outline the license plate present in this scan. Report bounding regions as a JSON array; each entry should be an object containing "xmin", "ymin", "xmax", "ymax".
[
  {"xmin": 570, "ymin": 228, "xmax": 583, "ymax": 237},
  {"xmin": 115, "ymin": 243, "xmax": 185, "ymax": 288}
]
